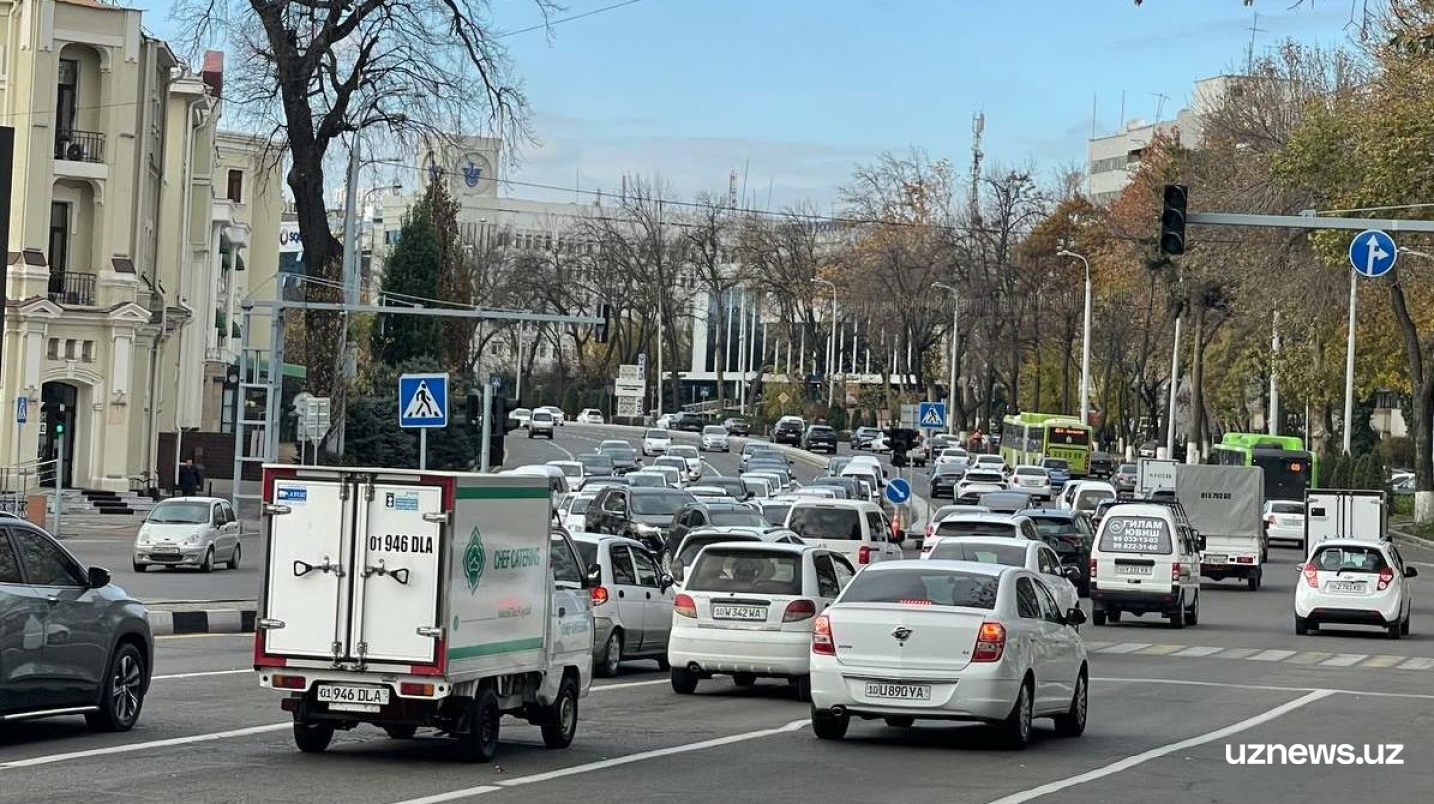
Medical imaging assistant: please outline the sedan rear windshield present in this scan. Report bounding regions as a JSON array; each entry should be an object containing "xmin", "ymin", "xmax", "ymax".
[
  {"xmin": 935, "ymin": 521, "xmax": 1018, "ymax": 539},
  {"xmin": 1099, "ymin": 516, "xmax": 1172, "ymax": 554},
  {"xmin": 1311, "ymin": 546, "xmax": 1388, "ymax": 574},
  {"xmin": 645, "ymin": 429, "xmax": 667, "ymax": 438},
  {"xmin": 1042, "ymin": 459, "xmax": 1068, "ymax": 470},
  {"xmin": 1074, "ymin": 491, "xmax": 1115, "ymax": 512},
  {"xmin": 1271, "ymin": 502, "xmax": 1304, "ymax": 515},
  {"xmin": 965, "ymin": 473, "xmax": 1004, "ymax": 483},
  {"xmin": 566, "ymin": 496, "xmax": 593, "ymax": 514},
  {"xmin": 704, "ymin": 426, "xmax": 727, "ymax": 436},
  {"xmin": 686, "ymin": 549, "xmax": 802, "ymax": 595},
  {"xmin": 759, "ymin": 503, "xmax": 792, "ymax": 526},
  {"xmin": 1014, "ymin": 467, "xmax": 1046, "ymax": 476},
  {"xmin": 710, "ymin": 511, "xmax": 768, "ymax": 527},
  {"xmin": 1029, "ymin": 518, "xmax": 1079, "ymax": 538},
  {"xmin": 842, "ymin": 569, "xmax": 999, "ymax": 609},
  {"xmin": 788, "ymin": 506, "xmax": 862, "ymax": 540},
  {"xmin": 928, "ymin": 542, "xmax": 1028, "ymax": 566},
  {"xmin": 677, "ymin": 535, "xmax": 760, "ymax": 568},
  {"xmin": 575, "ymin": 542, "xmax": 598, "ymax": 567},
  {"xmin": 630, "ymin": 492, "xmax": 692, "ymax": 516}
]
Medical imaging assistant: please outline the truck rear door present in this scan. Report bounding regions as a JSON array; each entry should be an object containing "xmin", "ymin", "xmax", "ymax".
[
  {"xmin": 349, "ymin": 482, "xmax": 447, "ymax": 667},
  {"xmin": 264, "ymin": 478, "xmax": 352, "ymax": 660}
]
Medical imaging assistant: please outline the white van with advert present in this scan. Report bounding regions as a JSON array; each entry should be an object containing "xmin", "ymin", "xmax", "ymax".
[
  {"xmin": 255, "ymin": 467, "xmax": 594, "ymax": 763},
  {"xmin": 784, "ymin": 500, "xmax": 901, "ymax": 567},
  {"xmin": 1089, "ymin": 503, "xmax": 1204, "ymax": 628}
]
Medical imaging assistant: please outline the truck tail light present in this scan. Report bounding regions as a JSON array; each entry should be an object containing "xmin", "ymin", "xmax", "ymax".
[
  {"xmin": 858, "ymin": 545, "xmax": 873, "ymax": 565},
  {"xmin": 1302, "ymin": 562, "xmax": 1319, "ymax": 588},
  {"xmin": 591, "ymin": 585, "xmax": 610, "ymax": 606},
  {"xmin": 400, "ymin": 682, "xmax": 435, "ymax": 696},
  {"xmin": 1172, "ymin": 562, "xmax": 1182, "ymax": 582},
  {"xmin": 1378, "ymin": 566, "xmax": 1395, "ymax": 591},
  {"xmin": 812, "ymin": 614, "xmax": 836, "ymax": 655},
  {"xmin": 972, "ymin": 622, "xmax": 1006, "ymax": 662},
  {"xmin": 674, "ymin": 593, "xmax": 697, "ymax": 618},
  {"xmin": 272, "ymin": 674, "xmax": 307, "ymax": 690},
  {"xmin": 783, "ymin": 599, "xmax": 817, "ymax": 622}
]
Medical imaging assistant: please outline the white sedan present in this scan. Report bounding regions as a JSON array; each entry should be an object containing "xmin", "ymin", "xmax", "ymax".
[
  {"xmin": 1296, "ymin": 540, "xmax": 1416, "ymax": 639},
  {"xmin": 538, "ymin": 405, "xmax": 567, "ymax": 425},
  {"xmin": 924, "ymin": 537, "xmax": 1081, "ymax": 617},
  {"xmin": 1009, "ymin": 465, "xmax": 1052, "ymax": 501},
  {"xmin": 667, "ymin": 445, "xmax": 703, "ymax": 481},
  {"xmin": 576, "ymin": 408, "xmax": 605, "ymax": 424},
  {"xmin": 809, "ymin": 560, "xmax": 1088, "ymax": 748}
]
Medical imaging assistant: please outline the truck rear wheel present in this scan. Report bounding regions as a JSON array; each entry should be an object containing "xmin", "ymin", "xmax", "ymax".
[
  {"xmin": 540, "ymin": 676, "xmax": 579, "ymax": 749},
  {"xmin": 293, "ymin": 720, "xmax": 334, "ymax": 753},
  {"xmin": 457, "ymin": 689, "xmax": 501, "ymax": 763}
]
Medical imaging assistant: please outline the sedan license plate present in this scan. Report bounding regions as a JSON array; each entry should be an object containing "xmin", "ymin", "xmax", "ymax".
[
  {"xmin": 712, "ymin": 604, "xmax": 767, "ymax": 621},
  {"xmin": 318, "ymin": 685, "xmax": 390, "ymax": 707},
  {"xmin": 1114, "ymin": 565, "xmax": 1152, "ymax": 576},
  {"xmin": 1325, "ymin": 580, "xmax": 1367, "ymax": 594},
  {"xmin": 865, "ymin": 682, "xmax": 932, "ymax": 701}
]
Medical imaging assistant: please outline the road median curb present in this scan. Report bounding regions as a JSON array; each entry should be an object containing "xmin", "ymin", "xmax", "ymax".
[
  {"xmin": 1392, "ymin": 526, "xmax": 1434, "ymax": 551},
  {"xmin": 146, "ymin": 604, "xmax": 257, "ymax": 636}
]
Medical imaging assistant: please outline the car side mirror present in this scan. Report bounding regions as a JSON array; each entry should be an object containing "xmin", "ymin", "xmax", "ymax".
[
  {"xmin": 660, "ymin": 573, "xmax": 676, "ymax": 591},
  {"xmin": 1065, "ymin": 607, "xmax": 1087, "ymax": 626},
  {"xmin": 1062, "ymin": 565, "xmax": 1081, "ymax": 582},
  {"xmin": 1196, "ymin": 535, "xmax": 1206, "ymax": 552},
  {"xmin": 87, "ymin": 566, "xmax": 111, "ymax": 589},
  {"xmin": 584, "ymin": 564, "xmax": 602, "ymax": 589},
  {"xmin": 1406, "ymin": 566, "xmax": 1419, "ymax": 578}
]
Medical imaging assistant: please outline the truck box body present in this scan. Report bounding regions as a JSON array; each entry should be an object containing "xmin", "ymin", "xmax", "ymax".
[
  {"xmin": 1304, "ymin": 490, "xmax": 1387, "ymax": 558},
  {"xmin": 1137, "ymin": 459, "xmax": 1179, "ymax": 499},
  {"xmin": 1175, "ymin": 464, "xmax": 1265, "ymax": 585}
]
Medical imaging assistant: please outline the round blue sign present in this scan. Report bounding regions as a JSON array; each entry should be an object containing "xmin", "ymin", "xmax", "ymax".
[
  {"xmin": 885, "ymin": 477, "xmax": 912, "ymax": 505},
  {"xmin": 1349, "ymin": 229, "xmax": 1397, "ymax": 278}
]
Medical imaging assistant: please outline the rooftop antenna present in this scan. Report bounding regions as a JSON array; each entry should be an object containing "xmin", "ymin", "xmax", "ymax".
[
  {"xmin": 969, "ymin": 111, "xmax": 985, "ymax": 227},
  {"xmin": 1153, "ymin": 92, "xmax": 1171, "ymax": 124},
  {"xmin": 1246, "ymin": 11, "xmax": 1267, "ymax": 73},
  {"xmin": 728, "ymin": 169, "xmax": 738, "ymax": 208},
  {"xmin": 1090, "ymin": 93, "xmax": 1098, "ymax": 139}
]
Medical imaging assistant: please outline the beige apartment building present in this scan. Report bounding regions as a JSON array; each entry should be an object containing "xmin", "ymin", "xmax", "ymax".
[{"xmin": 0, "ymin": 0, "xmax": 282, "ymax": 494}]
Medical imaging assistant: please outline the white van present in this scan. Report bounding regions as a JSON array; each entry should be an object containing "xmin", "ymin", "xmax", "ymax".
[
  {"xmin": 840, "ymin": 464, "xmax": 883, "ymax": 503},
  {"xmin": 1065, "ymin": 481, "xmax": 1117, "ymax": 515},
  {"xmin": 1089, "ymin": 503, "xmax": 1204, "ymax": 628},
  {"xmin": 784, "ymin": 500, "xmax": 901, "ymax": 567}
]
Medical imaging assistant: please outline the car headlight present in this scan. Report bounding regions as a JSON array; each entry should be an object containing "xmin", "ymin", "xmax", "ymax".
[
  {"xmin": 136, "ymin": 527, "xmax": 150, "ymax": 545},
  {"xmin": 185, "ymin": 532, "xmax": 203, "ymax": 545}
]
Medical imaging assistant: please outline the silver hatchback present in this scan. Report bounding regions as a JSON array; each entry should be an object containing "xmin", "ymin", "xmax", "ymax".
[{"xmin": 133, "ymin": 497, "xmax": 242, "ymax": 573}]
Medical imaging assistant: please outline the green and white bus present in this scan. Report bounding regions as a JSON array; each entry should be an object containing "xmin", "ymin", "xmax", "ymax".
[
  {"xmin": 1207, "ymin": 433, "xmax": 1319, "ymax": 502},
  {"xmin": 999, "ymin": 412, "xmax": 1094, "ymax": 477}
]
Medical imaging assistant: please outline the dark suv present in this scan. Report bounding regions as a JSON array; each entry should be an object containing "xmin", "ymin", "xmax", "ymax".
[
  {"xmin": 773, "ymin": 416, "xmax": 806, "ymax": 445},
  {"xmin": 1, "ymin": 522, "xmax": 153, "ymax": 730},
  {"xmin": 584, "ymin": 486, "xmax": 695, "ymax": 552},
  {"xmin": 664, "ymin": 502, "xmax": 771, "ymax": 562},
  {"xmin": 802, "ymin": 425, "xmax": 838, "ymax": 454},
  {"xmin": 723, "ymin": 417, "xmax": 752, "ymax": 437},
  {"xmin": 1018, "ymin": 508, "xmax": 1095, "ymax": 595},
  {"xmin": 673, "ymin": 412, "xmax": 706, "ymax": 432}
]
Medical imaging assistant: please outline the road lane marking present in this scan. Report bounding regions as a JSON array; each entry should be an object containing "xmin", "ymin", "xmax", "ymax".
[
  {"xmin": 156, "ymin": 633, "xmax": 252, "ymax": 641},
  {"xmin": 1247, "ymin": 649, "xmax": 1296, "ymax": 662},
  {"xmin": 1172, "ymin": 646, "xmax": 1224, "ymax": 657},
  {"xmin": 1321, "ymin": 653, "xmax": 1368, "ymax": 667},
  {"xmin": 1360, "ymin": 654, "xmax": 1406, "ymax": 668},
  {"xmin": 1081, "ymin": 641, "xmax": 1112, "ymax": 651},
  {"xmin": 1095, "ymin": 675, "xmax": 1434, "ymax": 700},
  {"xmin": 591, "ymin": 679, "xmax": 668, "ymax": 692},
  {"xmin": 1096, "ymin": 642, "xmax": 1151, "ymax": 654},
  {"xmin": 983, "ymin": 690, "xmax": 1334, "ymax": 804},
  {"xmin": 1397, "ymin": 657, "xmax": 1434, "ymax": 670},
  {"xmin": 1287, "ymin": 652, "xmax": 1334, "ymax": 665},
  {"xmin": 152, "ymin": 669, "xmax": 253, "ymax": 681},
  {"xmin": 0, "ymin": 724, "xmax": 290, "ymax": 770},
  {"xmin": 385, "ymin": 719, "xmax": 807, "ymax": 804},
  {"xmin": 1136, "ymin": 644, "xmax": 1184, "ymax": 656}
]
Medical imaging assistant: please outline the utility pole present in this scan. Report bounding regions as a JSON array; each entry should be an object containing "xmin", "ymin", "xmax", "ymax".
[
  {"xmin": 480, "ymin": 383, "xmax": 493, "ymax": 472},
  {"xmin": 1269, "ymin": 311, "xmax": 1281, "ymax": 435},
  {"xmin": 934, "ymin": 282, "xmax": 959, "ymax": 435},
  {"xmin": 1166, "ymin": 312, "xmax": 1182, "ymax": 459},
  {"xmin": 335, "ymin": 138, "xmax": 362, "ymax": 458},
  {"xmin": 1342, "ymin": 272, "xmax": 1357, "ymax": 455},
  {"xmin": 656, "ymin": 199, "xmax": 665, "ymax": 419}
]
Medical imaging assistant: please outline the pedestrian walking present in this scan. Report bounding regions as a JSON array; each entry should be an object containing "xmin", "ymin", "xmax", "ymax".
[{"xmin": 177, "ymin": 458, "xmax": 201, "ymax": 497}]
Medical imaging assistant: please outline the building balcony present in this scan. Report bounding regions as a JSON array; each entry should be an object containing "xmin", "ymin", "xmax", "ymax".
[
  {"xmin": 54, "ymin": 130, "xmax": 105, "ymax": 164},
  {"xmin": 48, "ymin": 271, "xmax": 96, "ymax": 306}
]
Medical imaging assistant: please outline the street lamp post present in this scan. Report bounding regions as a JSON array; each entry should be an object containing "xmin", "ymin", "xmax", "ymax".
[
  {"xmin": 933, "ymin": 282, "xmax": 959, "ymax": 435},
  {"xmin": 1057, "ymin": 249, "xmax": 1093, "ymax": 428},
  {"xmin": 812, "ymin": 278, "xmax": 837, "ymax": 408}
]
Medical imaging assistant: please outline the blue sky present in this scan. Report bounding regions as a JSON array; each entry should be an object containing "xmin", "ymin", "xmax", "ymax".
[{"xmin": 141, "ymin": 0, "xmax": 1356, "ymax": 208}]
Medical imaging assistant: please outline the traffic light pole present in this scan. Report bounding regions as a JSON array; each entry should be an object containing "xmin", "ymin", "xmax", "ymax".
[
  {"xmin": 480, "ymin": 383, "xmax": 493, "ymax": 473},
  {"xmin": 53, "ymin": 427, "xmax": 63, "ymax": 539}
]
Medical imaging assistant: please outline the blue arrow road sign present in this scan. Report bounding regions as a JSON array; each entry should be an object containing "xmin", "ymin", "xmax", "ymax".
[
  {"xmin": 1349, "ymin": 229, "xmax": 1397, "ymax": 278},
  {"xmin": 918, "ymin": 401, "xmax": 947, "ymax": 429},
  {"xmin": 399, "ymin": 373, "xmax": 449, "ymax": 429},
  {"xmin": 885, "ymin": 477, "xmax": 912, "ymax": 505}
]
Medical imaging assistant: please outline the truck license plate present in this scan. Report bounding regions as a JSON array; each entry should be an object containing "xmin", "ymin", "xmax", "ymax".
[
  {"xmin": 1204, "ymin": 554, "xmax": 1227, "ymax": 564},
  {"xmin": 712, "ymin": 604, "xmax": 767, "ymax": 621},
  {"xmin": 865, "ymin": 682, "xmax": 932, "ymax": 701},
  {"xmin": 318, "ymin": 685, "xmax": 390, "ymax": 708}
]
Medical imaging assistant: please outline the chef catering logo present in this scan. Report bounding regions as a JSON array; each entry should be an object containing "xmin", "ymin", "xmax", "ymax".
[{"xmin": 464, "ymin": 526, "xmax": 486, "ymax": 594}]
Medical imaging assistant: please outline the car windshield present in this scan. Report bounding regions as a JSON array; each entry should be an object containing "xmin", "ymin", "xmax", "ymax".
[
  {"xmin": 1042, "ymin": 459, "xmax": 1068, "ymax": 470},
  {"xmin": 669, "ymin": 447, "xmax": 698, "ymax": 458},
  {"xmin": 709, "ymin": 510, "xmax": 768, "ymax": 527},
  {"xmin": 567, "ymin": 496, "xmax": 593, "ymax": 514},
  {"xmin": 788, "ymin": 506, "xmax": 862, "ymax": 540},
  {"xmin": 1075, "ymin": 491, "xmax": 1115, "ymax": 512},
  {"xmin": 842, "ymin": 568, "xmax": 1000, "ymax": 609},
  {"xmin": 630, "ymin": 491, "xmax": 692, "ymax": 516},
  {"xmin": 704, "ymin": 426, "xmax": 726, "ymax": 436},
  {"xmin": 1271, "ymin": 502, "xmax": 1304, "ymax": 515},
  {"xmin": 533, "ymin": 412, "xmax": 552, "ymax": 422},
  {"xmin": 553, "ymin": 464, "xmax": 582, "ymax": 478},
  {"xmin": 687, "ymin": 548, "xmax": 802, "ymax": 595},
  {"xmin": 1119, "ymin": 464, "xmax": 1136, "ymax": 473},
  {"xmin": 628, "ymin": 474, "xmax": 667, "ymax": 488},
  {"xmin": 1099, "ymin": 515, "xmax": 1172, "ymax": 554},
  {"xmin": 936, "ymin": 521, "xmax": 1017, "ymax": 539},
  {"xmin": 149, "ymin": 501, "xmax": 211, "ymax": 524},
  {"xmin": 677, "ymin": 535, "xmax": 759, "ymax": 567},
  {"xmin": 929, "ymin": 542, "xmax": 1028, "ymax": 566},
  {"xmin": 645, "ymin": 429, "xmax": 667, "ymax": 439},
  {"xmin": 1313, "ymin": 546, "xmax": 1389, "ymax": 574},
  {"xmin": 760, "ymin": 502, "xmax": 793, "ymax": 526}
]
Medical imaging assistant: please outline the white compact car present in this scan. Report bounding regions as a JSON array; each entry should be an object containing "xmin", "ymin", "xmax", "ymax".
[
  {"xmin": 538, "ymin": 405, "xmax": 566, "ymax": 425},
  {"xmin": 925, "ymin": 537, "xmax": 1081, "ymax": 617},
  {"xmin": 572, "ymin": 533, "xmax": 676, "ymax": 676},
  {"xmin": 921, "ymin": 512, "xmax": 1040, "ymax": 556},
  {"xmin": 1295, "ymin": 540, "xmax": 1416, "ymax": 639},
  {"xmin": 808, "ymin": 561, "xmax": 1088, "ymax": 748},
  {"xmin": 133, "ymin": 496, "xmax": 242, "ymax": 572},
  {"xmin": 701, "ymin": 425, "xmax": 731, "ymax": 452},
  {"xmin": 576, "ymin": 408, "xmax": 605, "ymax": 424},
  {"xmin": 1009, "ymin": 465, "xmax": 1052, "ymax": 501},
  {"xmin": 785, "ymin": 500, "xmax": 901, "ymax": 567},
  {"xmin": 642, "ymin": 428, "xmax": 672, "ymax": 456},
  {"xmin": 956, "ymin": 470, "xmax": 1007, "ymax": 504},
  {"xmin": 669, "ymin": 542, "xmax": 856, "ymax": 699},
  {"xmin": 510, "ymin": 407, "xmax": 532, "ymax": 428},
  {"xmin": 558, "ymin": 491, "xmax": 598, "ymax": 533},
  {"xmin": 1264, "ymin": 500, "xmax": 1306, "ymax": 549},
  {"xmin": 973, "ymin": 454, "xmax": 1007, "ymax": 474},
  {"xmin": 528, "ymin": 409, "xmax": 556, "ymax": 439},
  {"xmin": 649, "ymin": 463, "xmax": 686, "ymax": 489},
  {"xmin": 548, "ymin": 460, "xmax": 586, "ymax": 491},
  {"xmin": 667, "ymin": 445, "xmax": 704, "ymax": 481}
]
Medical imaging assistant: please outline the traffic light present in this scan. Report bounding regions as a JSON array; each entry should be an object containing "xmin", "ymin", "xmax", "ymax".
[
  {"xmin": 1159, "ymin": 183, "xmax": 1188, "ymax": 256},
  {"xmin": 595, "ymin": 303, "xmax": 613, "ymax": 344},
  {"xmin": 888, "ymin": 428, "xmax": 911, "ymax": 468}
]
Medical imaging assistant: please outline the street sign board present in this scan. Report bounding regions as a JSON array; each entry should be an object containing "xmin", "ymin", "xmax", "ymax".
[
  {"xmin": 614, "ymin": 378, "xmax": 645, "ymax": 397},
  {"xmin": 637, "ymin": 353, "xmax": 648, "ymax": 380},
  {"xmin": 398, "ymin": 373, "xmax": 449, "ymax": 429},
  {"xmin": 918, "ymin": 401, "xmax": 947, "ymax": 429},
  {"xmin": 489, "ymin": 373, "xmax": 502, "ymax": 389},
  {"xmin": 298, "ymin": 397, "xmax": 332, "ymax": 444},
  {"xmin": 1349, "ymin": 229, "xmax": 1397, "ymax": 278},
  {"xmin": 616, "ymin": 396, "xmax": 643, "ymax": 418},
  {"xmin": 885, "ymin": 477, "xmax": 912, "ymax": 505},
  {"xmin": 15, "ymin": 396, "xmax": 26, "ymax": 425},
  {"xmin": 617, "ymin": 364, "xmax": 641, "ymax": 382},
  {"xmin": 900, "ymin": 404, "xmax": 920, "ymax": 429}
]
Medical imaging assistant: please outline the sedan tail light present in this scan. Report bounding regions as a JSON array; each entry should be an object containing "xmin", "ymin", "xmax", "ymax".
[
  {"xmin": 783, "ymin": 599, "xmax": 818, "ymax": 622},
  {"xmin": 812, "ymin": 614, "xmax": 836, "ymax": 655},
  {"xmin": 674, "ymin": 593, "xmax": 697, "ymax": 618},
  {"xmin": 972, "ymin": 622, "xmax": 1006, "ymax": 662},
  {"xmin": 1301, "ymin": 562, "xmax": 1319, "ymax": 588},
  {"xmin": 1378, "ymin": 566, "xmax": 1395, "ymax": 591}
]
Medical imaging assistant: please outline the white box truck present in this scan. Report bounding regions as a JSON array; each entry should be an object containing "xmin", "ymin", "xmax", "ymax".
[
  {"xmin": 1175, "ymin": 464, "xmax": 1266, "ymax": 590},
  {"xmin": 253, "ymin": 466, "xmax": 594, "ymax": 762},
  {"xmin": 1304, "ymin": 489, "xmax": 1388, "ymax": 558},
  {"xmin": 1137, "ymin": 458, "xmax": 1179, "ymax": 499}
]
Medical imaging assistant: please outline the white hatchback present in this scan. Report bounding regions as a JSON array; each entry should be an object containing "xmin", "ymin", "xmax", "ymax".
[
  {"xmin": 1295, "ymin": 540, "xmax": 1416, "ymax": 639},
  {"xmin": 1264, "ymin": 500, "xmax": 1306, "ymax": 549},
  {"xmin": 642, "ymin": 428, "xmax": 672, "ymax": 456},
  {"xmin": 1009, "ymin": 465, "xmax": 1052, "ymax": 501},
  {"xmin": 669, "ymin": 543, "xmax": 856, "ymax": 699},
  {"xmin": 925, "ymin": 537, "xmax": 1081, "ymax": 617},
  {"xmin": 701, "ymin": 425, "xmax": 731, "ymax": 453},
  {"xmin": 808, "ymin": 561, "xmax": 1088, "ymax": 748},
  {"xmin": 576, "ymin": 408, "xmax": 605, "ymax": 424}
]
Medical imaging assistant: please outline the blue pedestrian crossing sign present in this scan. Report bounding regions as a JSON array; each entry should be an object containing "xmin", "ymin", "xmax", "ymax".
[
  {"xmin": 399, "ymin": 373, "xmax": 449, "ymax": 429},
  {"xmin": 885, "ymin": 477, "xmax": 912, "ymax": 505},
  {"xmin": 918, "ymin": 401, "xmax": 947, "ymax": 429},
  {"xmin": 1349, "ymin": 229, "xmax": 1397, "ymax": 278},
  {"xmin": 15, "ymin": 396, "xmax": 27, "ymax": 425}
]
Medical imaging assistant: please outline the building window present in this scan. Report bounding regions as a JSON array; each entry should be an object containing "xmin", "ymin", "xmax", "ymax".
[
  {"xmin": 1090, "ymin": 156, "xmax": 1127, "ymax": 174},
  {"xmin": 64, "ymin": 340, "xmax": 76, "ymax": 360},
  {"xmin": 81, "ymin": 341, "xmax": 93, "ymax": 362},
  {"xmin": 47, "ymin": 338, "xmax": 59, "ymax": 360},
  {"xmin": 226, "ymin": 170, "xmax": 244, "ymax": 203},
  {"xmin": 56, "ymin": 59, "xmax": 78, "ymax": 135},
  {"xmin": 49, "ymin": 202, "xmax": 69, "ymax": 272}
]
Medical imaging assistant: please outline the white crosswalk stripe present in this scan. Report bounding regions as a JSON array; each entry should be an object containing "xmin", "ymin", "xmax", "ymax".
[
  {"xmin": 1097, "ymin": 642, "xmax": 1152, "ymax": 654},
  {"xmin": 1085, "ymin": 642, "xmax": 1434, "ymax": 671},
  {"xmin": 1248, "ymin": 649, "xmax": 1297, "ymax": 662},
  {"xmin": 1397, "ymin": 657, "xmax": 1434, "ymax": 670},
  {"xmin": 1321, "ymin": 653, "xmax": 1369, "ymax": 667},
  {"xmin": 1172, "ymin": 646, "xmax": 1224, "ymax": 657}
]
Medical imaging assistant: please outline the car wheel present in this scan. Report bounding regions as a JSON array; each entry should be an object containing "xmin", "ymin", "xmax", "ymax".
[
  {"xmin": 1388, "ymin": 620, "xmax": 1403, "ymax": 640},
  {"xmin": 132, "ymin": 562, "xmax": 147, "ymax": 573},
  {"xmin": 1091, "ymin": 607, "xmax": 1107, "ymax": 626},
  {"xmin": 540, "ymin": 675, "xmax": 580, "ymax": 749},
  {"xmin": 1246, "ymin": 573, "xmax": 1260, "ymax": 592},
  {"xmin": 1402, "ymin": 614, "xmax": 1411, "ymax": 636},
  {"xmin": 733, "ymin": 673, "xmax": 757, "ymax": 688},
  {"xmin": 200, "ymin": 547, "xmax": 215, "ymax": 574},
  {"xmin": 596, "ymin": 632, "xmax": 623, "ymax": 678},
  {"xmin": 86, "ymin": 642, "xmax": 147, "ymax": 732},
  {"xmin": 293, "ymin": 719, "xmax": 335, "ymax": 753},
  {"xmin": 670, "ymin": 667, "xmax": 700, "ymax": 695},
  {"xmin": 811, "ymin": 707, "xmax": 849, "ymax": 740},
  {"xmin": 884, "ymin": 716, "xmax": 916, "ymax": 728},
  {"xmin": 794, "ymin": 675, "xmax": 813, "ymax": 702},
  {"xmin": 457, "ymin": 688, "xmax": 502, "ymax": 763},
  {"xmin": 384, "ymin": 724, "xmax": 418, "ymax": 739},
  {"xmin": 998, "ymin": 678, "xmax": 1034, "ymax": 750},
  {"xmin": 1185, "ymin": 592, "xmax": 1200, "ymax": 626},
  {"xmin": 1169, "ymin": 602, "xmax": 1185, "ymax": 629},
  {"xmin": 1295, "ymin": 616, "xmax": 1309, "ymax": 636},
  {"xmin": 1053, "ymin": 670, "xmax": 1088, "ymax": 738},
  {"xmin": 1107, "ymin": 609, "xmax": 1122, "ymax": 623},
  {"xmin": 228, "ymin": 542, "xmax": 242, "ymax": 570}
]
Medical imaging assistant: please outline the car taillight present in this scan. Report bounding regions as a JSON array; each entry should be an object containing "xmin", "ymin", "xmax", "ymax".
[
  {"xmin": 858, "ymin": 545, "xmax": 873, "ymax": 565},
  {"xmin": 925, "ymin": 522, "xmax": 934, "ymax": 537},
  {"xmin": 1378, "ymin": 566, "xmax": 1395, "ymax": 591},
  {"xmin": 972, "ymin": 622, "xmax": 1006, "ymax": 662},
  {"xmin": 272, "ymin": 674, "xmax": 307, "ymax": 690},
  {"xmin": 812, "ymin": 614, "xmax": 836, "ymax": 655},
  {"xmin": 591, "ymin": 585, "xmax": 610, "ymax": 606},
  {"xmin": 1264, "ymin": 514, "xmax": 1275, "ymax": 525},
  {"xmin": 674, "ymin": 593, "xmax": 697, "ymax": 618},
  {"xmin": 1089, "ymin": 558, "xmax": 1097, "ymax": 578},
  {"xmin": 783, "ymin": 599, "xmax": 818, "ymax": 622},
  {"xmin": 1172, "ymin": 562, "xmax": 1181, "ymax": 582},
  {"xmin": 400, "ymin": 682, "xmax": 435, "ymax": 696},
  {"xmin": 1302, "ymin": 562, "xmax": 1319, "ymax": 588}
]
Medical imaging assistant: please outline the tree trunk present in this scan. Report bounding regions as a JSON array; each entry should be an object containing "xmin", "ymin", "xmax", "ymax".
[
  {"xmin": 1189, "ymin": 297, "xmax": 1207, "ymax": 460},
  {"xmin": 713, "ymin": 296, "xmax": 726, "ymax": 406},
  {"xmin": 1387, "ymin": 272, "xmax": 1434, "ymax": 522},
  {"xmin": 288, "ymin": 162, "xmax": 343, "ymax": 399}
]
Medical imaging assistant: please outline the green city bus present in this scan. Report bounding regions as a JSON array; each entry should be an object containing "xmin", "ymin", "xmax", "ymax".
[
  {"xmin": 1207, "ymin": 433, "xmax": 1319, "ymax": 502},
  {"xmin": 999, "ymin": 412, "xmax": 1094, "ymax": 476}
]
